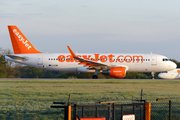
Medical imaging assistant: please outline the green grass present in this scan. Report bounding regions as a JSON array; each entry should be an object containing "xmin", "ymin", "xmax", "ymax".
[
  {"xmin": 0, "ymin": 79, "xmax": 180, "ymax": 119},
  {"xmin": 0, "ymin": 79, "xmax": 180, "ymax": 103}
]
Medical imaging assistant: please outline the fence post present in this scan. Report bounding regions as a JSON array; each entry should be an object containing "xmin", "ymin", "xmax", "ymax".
[
  {"xmin": 82, "ymin": 107, "xmax": 84, "ymax": 118},
  {"xmin": 68, "ymin": 94, "xmax": 71, "ymax": 120},
  {"xmin": 121, "ymin": 106, "xmax": 123, "ymax": 120},
  {"xmin": 145, "ymin": 103, "xmax": 151, "ymax": 120},
  {"xmin": 112, "ymin": 103, "xmax": 115, "ymax": 120},
  {"xmin": 96, "ymin": 107, "xmax": 98, "ymax": 118},
  {"xmin": 99, "ymin": 101, "xmax": 115, "ymax": 120},
  {"xmin": 169, "ymin": 100, "xmax": 172, "ymax": 120},
  {"xmin": 64, "ymin": 106, "xmax": 68, "ymax": 120},
  {"xmin": 156, "ymin": 98, "xmax": 172, "ymax": 120},
  {"xmin": 68, "ymin": 106, "xmax": 71, "ymax": 120}
]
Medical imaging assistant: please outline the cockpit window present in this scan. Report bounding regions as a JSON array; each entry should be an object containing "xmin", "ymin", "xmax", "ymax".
[{"xmin": 162, "ymin": 58, "xmax": 169, "ymax": 61}]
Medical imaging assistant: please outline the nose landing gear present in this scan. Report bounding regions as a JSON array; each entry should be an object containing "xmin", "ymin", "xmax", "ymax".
[{"xmin": 151, "ymin": 72, "xmax": 155, "ymax": 79}]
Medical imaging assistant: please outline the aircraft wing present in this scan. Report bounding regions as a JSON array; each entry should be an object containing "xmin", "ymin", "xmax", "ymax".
[
  {"xmin": 6, "ymin": 55, "xmax": 28, "ymax": 61},
  {"xmin": 67, "ymin": 46, "xmax": 108, "ymax": 70}
]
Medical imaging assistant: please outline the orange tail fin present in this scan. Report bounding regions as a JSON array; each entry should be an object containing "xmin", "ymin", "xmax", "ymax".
[{"xmin": 8, "ymin": 26, "xmax": 42, "ymax": 54}]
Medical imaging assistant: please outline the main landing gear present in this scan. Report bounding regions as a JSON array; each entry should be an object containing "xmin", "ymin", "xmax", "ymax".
[
  {"xmin": 92, "ymin": 70, "xmax": 100, "ymax": 79},
  {"xmin": 92, "ymin": 75, "xmax": 98, "ymax": 79}
]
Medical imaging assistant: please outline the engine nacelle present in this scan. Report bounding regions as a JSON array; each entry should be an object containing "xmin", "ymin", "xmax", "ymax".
[
  {"xmin": 158, "ymin": 68, "xmax": 180, "ymax": 79},
  {"xmin": 102, "ymin": 67, "xmax": 126, "ymax": 78}
]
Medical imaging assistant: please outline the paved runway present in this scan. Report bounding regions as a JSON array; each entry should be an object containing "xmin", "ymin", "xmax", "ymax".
[{"xmin": 0, "ymin": 78, "xmax": 175, "ymax": 80}]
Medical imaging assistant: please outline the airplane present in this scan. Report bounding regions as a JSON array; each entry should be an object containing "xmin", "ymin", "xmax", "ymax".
[
  {"xmin": 158, "ymin": 68, "xmax": 180, "ymax": 79},
  {"xmin": 4, "ymin": 25, "xmax": 177, "ymax": 79}
]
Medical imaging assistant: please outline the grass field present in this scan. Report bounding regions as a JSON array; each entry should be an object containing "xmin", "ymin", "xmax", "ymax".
[
  {"xmin": 0, "ymin": 78, "xmax": 179, "ymax": 119},
  {"xmin": 0, "ymin": 78, "xmax": 180, "ymax": 103}
]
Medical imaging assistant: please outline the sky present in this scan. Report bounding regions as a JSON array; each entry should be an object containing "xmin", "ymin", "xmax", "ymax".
[{"xmin": 0, "ymin": 0, "xmax": 180, "ymax": 61}]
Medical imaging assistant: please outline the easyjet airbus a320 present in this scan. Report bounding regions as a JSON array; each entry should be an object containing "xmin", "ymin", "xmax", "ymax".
[{"xmin": 5, "ymin": 26, "xmax": 177, "ymax": 79}]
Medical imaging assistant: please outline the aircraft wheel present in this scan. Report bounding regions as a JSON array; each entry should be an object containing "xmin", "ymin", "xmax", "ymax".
[{"xmin": 92, "ymin": 75, "xmax": 98, "ymax": 79}]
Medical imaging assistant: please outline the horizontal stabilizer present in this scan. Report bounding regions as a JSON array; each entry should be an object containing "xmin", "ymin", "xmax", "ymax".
[{"xmin": 6, "ymin": 55, "xmax": 28, "ymax": 61}]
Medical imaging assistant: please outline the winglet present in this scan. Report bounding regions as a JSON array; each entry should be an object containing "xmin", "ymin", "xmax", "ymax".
[{"xmin": 67, "ymin": 46, "xmax": 78, "ymax": 58}]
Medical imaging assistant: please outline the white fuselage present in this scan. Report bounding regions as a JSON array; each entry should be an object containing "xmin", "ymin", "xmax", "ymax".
[{"xmin": 5, "ymin": 53, "xmax": 177, "ymax": 73}]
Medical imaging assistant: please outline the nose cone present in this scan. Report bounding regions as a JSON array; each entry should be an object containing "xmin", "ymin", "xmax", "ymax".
[{"xmin": 165, "ymin": 61, "xmax": 177, "ymax": 71}]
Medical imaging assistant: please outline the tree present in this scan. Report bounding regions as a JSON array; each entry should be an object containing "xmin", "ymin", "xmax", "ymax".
[{"xmin": 0, "ymin": 55, "xmax": 7, "ymax": 78}]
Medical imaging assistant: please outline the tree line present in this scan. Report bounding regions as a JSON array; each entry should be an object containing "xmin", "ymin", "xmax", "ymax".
[{"xmin": 0, "ymin": 48, "xmax": 179, "ymax": 79}]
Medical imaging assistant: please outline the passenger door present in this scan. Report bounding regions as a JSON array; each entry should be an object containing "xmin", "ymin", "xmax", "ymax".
[
  {"xmin": 37, "ymin": 55, "xmax": 43, "ymax": 65},
  {"xmin": 151, "ymin": 55, "xmax": 157, "ymax": 65}
]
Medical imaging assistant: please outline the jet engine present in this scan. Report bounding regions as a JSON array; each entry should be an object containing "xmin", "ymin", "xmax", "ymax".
[{"xmin": 102, "ymin": 67, "xmax": 126, "ymax": 78}]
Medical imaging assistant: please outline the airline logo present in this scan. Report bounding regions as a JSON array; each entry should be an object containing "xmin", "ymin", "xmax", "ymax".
[
  {"xmin": 57, "ymin": 54, "xmax": 143, "ymax": 63},
  {"xmin": 113, "ymin": 71, "xmax": 122, "ymax": 72},
  {"xmin": 13, "ymin": 29, "xmax": 32, "ymax": 50}
]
